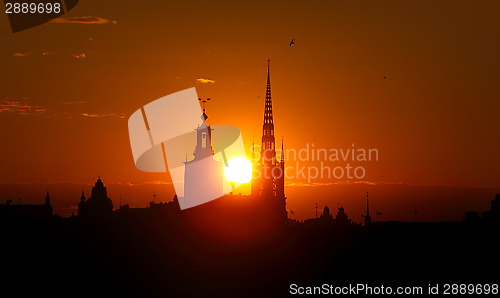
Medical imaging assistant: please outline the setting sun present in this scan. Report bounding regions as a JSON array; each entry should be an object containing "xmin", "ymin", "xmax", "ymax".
[{"xmin": 224, "ymin": 157, "xmax": 253, "ymax": 183}]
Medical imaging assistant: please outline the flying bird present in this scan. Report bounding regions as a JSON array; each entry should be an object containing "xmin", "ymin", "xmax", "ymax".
[{"xmin": 289, "ymin": 39, "xmax": 295, "ymax": 47}]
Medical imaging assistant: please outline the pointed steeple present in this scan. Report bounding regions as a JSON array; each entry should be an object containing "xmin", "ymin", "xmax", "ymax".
[
  {"xmin": 253, "ymin": 59, "xmax": 286, "ymax": 207},
  {"xmin": 45, "ymin": 191, "xmax": 50, "ymax": 206},
  {"xmin": 266, "ymin": 59, "xmax": 271, "ymax": 97},
  {"xmin": 252, "ymin": 136, "xmax": 255, "ymax": 161},
  {"xmin": 281, "ymin": 137, "xmax": 285, "ymax": 162},
  {"xmin": 264, "ymin": 59, "xmax": 274, "ymax": 126},
  {"xmin": 366, "ymin": 192, "xmax": 370, "ymax": 217},
  {"xmin": 364, "ymin": 192, "xmax": 371, "ymax": 225},
  {"xmin": 260, "ymin": 59, "xmax": 277, "ymax": 166}
]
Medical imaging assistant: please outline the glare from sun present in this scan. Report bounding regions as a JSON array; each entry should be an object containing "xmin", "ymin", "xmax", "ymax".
[{"xmin": 224, "ymin": 157, "xmax": 252, "ymax": 183}]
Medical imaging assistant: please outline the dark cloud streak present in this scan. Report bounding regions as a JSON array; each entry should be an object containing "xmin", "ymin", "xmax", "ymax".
[{"xmin": 50, "ymin": 16, "xmax": 110, "ymax": 24}]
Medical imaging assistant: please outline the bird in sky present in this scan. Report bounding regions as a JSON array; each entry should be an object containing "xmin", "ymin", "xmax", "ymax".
[{"xmin": 289, "ymin": 39, "xmax": 295, "ymax": 47}]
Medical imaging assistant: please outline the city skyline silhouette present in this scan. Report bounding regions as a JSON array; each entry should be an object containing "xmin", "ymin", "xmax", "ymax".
[
  {"xmin": 2, "ymin": 59, "xmax": 498, "ymax": 222},
  {"xmin": 1, "ymin": 1, "xmax": 500, "ymax": 296},
  {"xmin": 1, "ymin": 57, "xmax": 499, "ymax": 298},
  {"xmin": 1, "ymin": 59, "xmax": 499, "ymax": 226}
]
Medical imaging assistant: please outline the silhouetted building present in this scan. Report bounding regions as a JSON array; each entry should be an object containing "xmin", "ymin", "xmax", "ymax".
[
  {"xmin": 116, "ymin": 195, "xmax": 180, "ymax": 220},
  {"xmin": 465, "ymin": 211, "xmax": 480, "ymax": 223},
  {"xmin": 321, "ymin": 205, "xmax": 332, "ymax": 220},
  {"xmin": 481, "ymin": 193, "xmax": 500, "ymax": 224},
  {"xmin": 0, "ymin": 191, "xmax": 52, "ymax": 220},
  {"xmin": 492, "ymin": 194, "xmax": 500, "ymax": 216},
  {"xmin": 251, "ymin": 60, "xmax": 287, "ymax": 222},
  {"xmin": 362, "ymin": 193, "xmax": 371, "ymax": 225},
  {"xmin": 183, "ymin": 107, "xmax": 225, "ymax": 201},
  {"xmin": 303, "ymin": 204, "xmax": 360, "ymax": 228},
  {"xmin": 334, "ymin": 206, "xmax": 352, "ymax": 225},
  {"xmin": 78, "ymin": 178, "xmax": 113, "ymax": 218},
  {"xmin": 148, "ymin": 195, "xmax": 180, "ymax": 211}
]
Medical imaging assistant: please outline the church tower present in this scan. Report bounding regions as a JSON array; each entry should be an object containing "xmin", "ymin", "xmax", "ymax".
[
  {"xmin": 252, "ymin": 60, "xmax": 287, "ymax": 222},
  {"xmin": 252, "ymin": 60, "xmax": 282, "ymax": 196},
  {"xmin": 192, "ymin": 107, "xmax": 214, "ymax": 161},
  {"xmin": 260, "ymin": 59, "xmax": 277, "ymax": 196},
  {"xmin": 183, "ymin": 104, "xmax": 224, "ymax": 200}
]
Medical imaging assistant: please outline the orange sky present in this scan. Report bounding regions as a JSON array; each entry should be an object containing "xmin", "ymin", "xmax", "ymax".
[{"xmin": 1, "ymin": 0, "xmax": 500, "ymax": 204}]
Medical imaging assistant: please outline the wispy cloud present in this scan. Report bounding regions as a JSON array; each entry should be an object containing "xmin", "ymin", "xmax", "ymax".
[
  {"xmin": 0, "ymin": 101, "xmax": 30, "ymax": 113},
  {"xmin": 0, "ymin": 100, "xmax": 48, "ymax": 114},
  {"xmin": 0, "ymin": 98, "xmax": 126, "ymax": 119},
  {"xmin": 13, "ymin": 52, "xmax": 31, "ymax": 57},
  {"xmin": 51, "ymin": 16, "xmax": 110, "ymax": 24},
  {"xmin": 110, "ymin": 181, "xmax": 172, "ymax": 186},
  {"xmin": 197, "ymin": 78, "xmax": 215, "ymax": 84},
  {"xmin": 285, "ymin": 181, "xmax": 381, "ymax": 187},
  {"xmin": 14, "ymin": 51, "xmax": 57, "ymax": 57},
  {"xmin": 82, "ymin": 113, "xmax": 126, "ymax": 119},
  {"xmin": 73, "ymin": 53, "xmax": 86, "ymax": 59},
  {"xmin": 61, "ymin": 101, "xmax": 87, "ymax": 105}
]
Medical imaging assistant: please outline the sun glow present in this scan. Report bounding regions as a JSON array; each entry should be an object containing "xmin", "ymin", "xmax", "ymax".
[{"xmin": 224, "ymin": 157, "xmax": 252, "ymax": 183}]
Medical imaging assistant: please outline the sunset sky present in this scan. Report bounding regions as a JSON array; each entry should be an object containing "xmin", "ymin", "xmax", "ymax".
[{"xmin": 1, "ymin": 0, "xmax": 500, "ymax": 220}]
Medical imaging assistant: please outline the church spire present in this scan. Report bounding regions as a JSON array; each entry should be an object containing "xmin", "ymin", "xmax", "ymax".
[
  {"xmin": 251, "ymin": 60, "xmax": 287, "ymax": 222},
  {"xmin": 264, "ymin": 59, "xmax": 273, "ymax": 126},
  {"xmin": 266, "ymin": 59, "xmax": 271, "ymax": 100},
  {"xmin": 281, "ymin": 137, "xmax": 284, "ymax": 162},
  {"xmin": 257, "ymin": 59, "xmax": 279, "ymax": 197},
  {"xmin": 260, "ymin": 59, "xmax": 276, "ymax": 166},
  {"xmin": 364, "ymin": 192, "xmax": 371, "ymax": 225}
]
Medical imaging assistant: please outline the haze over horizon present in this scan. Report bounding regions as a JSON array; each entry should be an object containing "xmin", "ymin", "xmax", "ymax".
[{"xmin": 1, "ymin": 179, "xmax": 498, "ymax": 222}]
